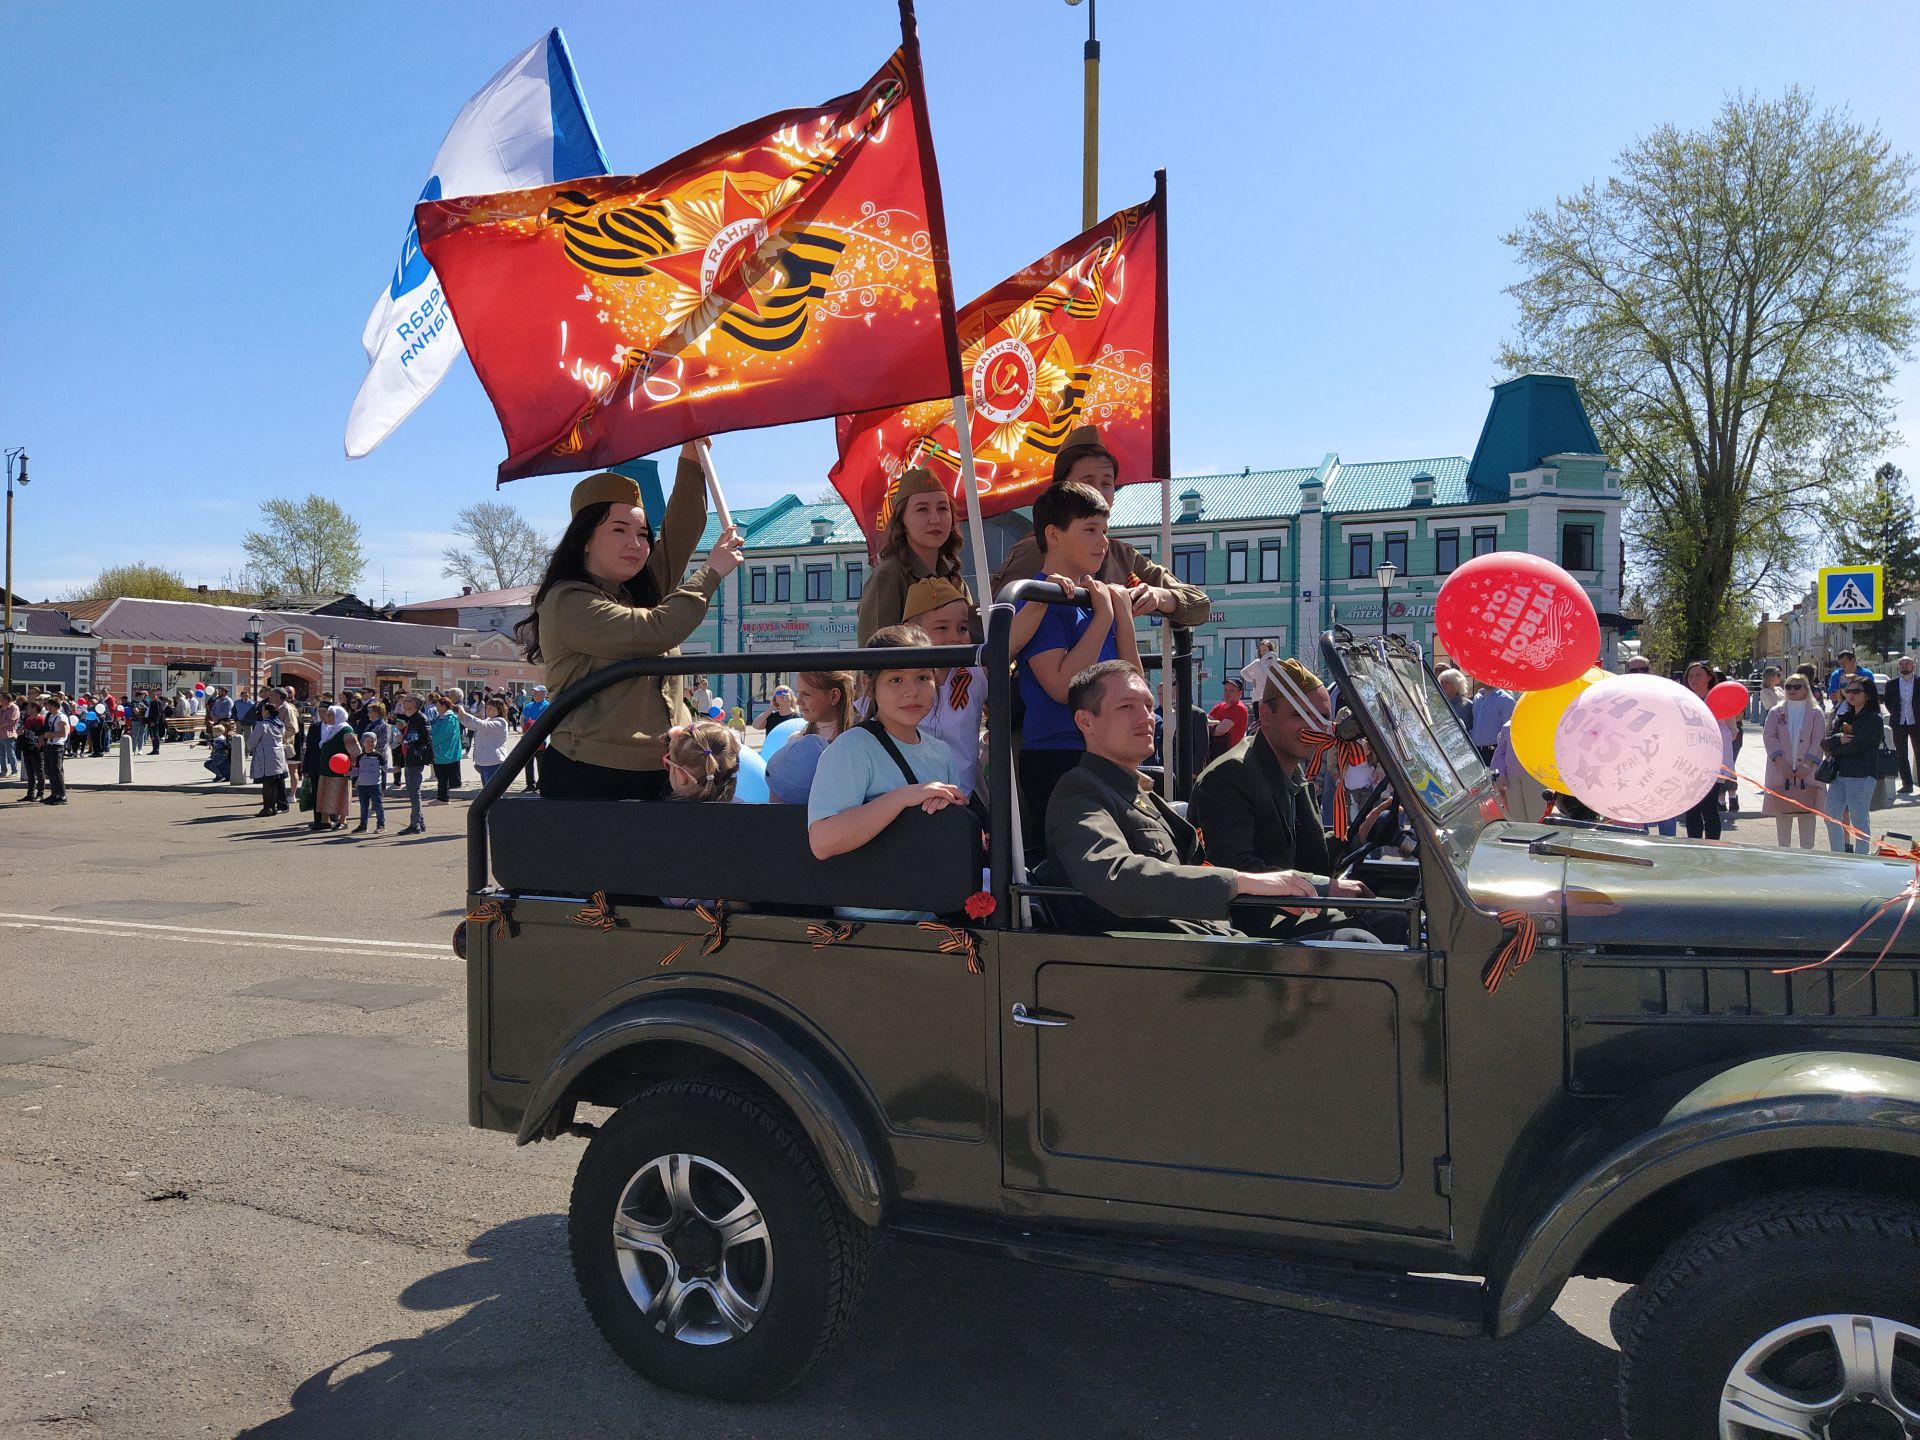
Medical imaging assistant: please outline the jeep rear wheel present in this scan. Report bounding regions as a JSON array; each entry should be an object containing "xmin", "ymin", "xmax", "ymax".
[
  {"xmin": 1618, "ymin": 1190, "xmax": 1920, "ymax": 1439},
  {"xmin": 568, "ymin": 1078, "xmax": 869, "ymax": 1399}
]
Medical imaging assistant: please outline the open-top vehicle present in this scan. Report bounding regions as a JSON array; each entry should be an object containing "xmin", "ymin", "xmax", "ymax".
[{"xmin": 462, "ymin": 585, "xmax": 1920, "ymax": 1439}]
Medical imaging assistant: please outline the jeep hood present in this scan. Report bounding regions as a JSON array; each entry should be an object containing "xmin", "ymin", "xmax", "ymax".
[{"xmin": 1469, "ymin": 824, "xmax": 1920, "ymax": 957}]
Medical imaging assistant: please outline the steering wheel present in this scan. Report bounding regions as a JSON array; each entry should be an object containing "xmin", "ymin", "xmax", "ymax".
[{"xmin": 1330, "ymin": 774, "xmax": 1398, "ymax": 879}]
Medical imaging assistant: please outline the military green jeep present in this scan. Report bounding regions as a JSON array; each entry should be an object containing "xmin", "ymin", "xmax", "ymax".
[{"xmin": 463, "ymin": 597, "xmax": 1920, "ymax": 1439}]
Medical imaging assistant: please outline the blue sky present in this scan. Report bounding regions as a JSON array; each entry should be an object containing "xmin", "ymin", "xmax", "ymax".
[{"xmin": 5, "ymin": 0, "xmax": 1917, "ymax": 604}]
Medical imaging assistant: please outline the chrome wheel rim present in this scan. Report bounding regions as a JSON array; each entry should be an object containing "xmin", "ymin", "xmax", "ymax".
[
  {"xmin": 611, "ymin": 1152, "xmax": 773, "ymax": 1346},
  {"xmin": 1720, "ymin": 1313, "xmax": 1920, "ymax": 1439}
]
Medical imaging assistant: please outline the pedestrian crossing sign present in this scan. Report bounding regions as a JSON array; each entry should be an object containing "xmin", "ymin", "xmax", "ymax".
[{"xmin": 1818, "ymin": 564, "xmax": 1884, "ymax": 622}]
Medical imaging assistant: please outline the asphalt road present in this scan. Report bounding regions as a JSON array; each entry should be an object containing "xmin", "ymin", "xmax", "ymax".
[{"xmin": 2, "ymin": 790, "xmax": 1630, "ymax": 1440}]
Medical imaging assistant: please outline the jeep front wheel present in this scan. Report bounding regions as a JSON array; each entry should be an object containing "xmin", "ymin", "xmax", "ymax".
[
  {"xmin": 1618, "ymin": 1189, "xmax": 1920, "ymax": 1439},
  {"xmin": 568, "ymin": 1078, "xmax": 869, "ymax": 1399}
]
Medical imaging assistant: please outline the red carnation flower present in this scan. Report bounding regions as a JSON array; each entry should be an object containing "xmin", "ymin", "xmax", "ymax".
[{"xmin": 964, "ymin": 892, "xmax": 996, "ymax": 920}]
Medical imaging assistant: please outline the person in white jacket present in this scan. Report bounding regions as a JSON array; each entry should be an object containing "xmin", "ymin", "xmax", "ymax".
[{"xmin": 456, "ymin": 698, "xmax": 513, "ymax": 790}]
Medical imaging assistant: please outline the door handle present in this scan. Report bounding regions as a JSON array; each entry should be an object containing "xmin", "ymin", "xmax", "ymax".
[{"xmin": 1011, "ymin": 1003, "xmax": 1070, "ymax": 1028}]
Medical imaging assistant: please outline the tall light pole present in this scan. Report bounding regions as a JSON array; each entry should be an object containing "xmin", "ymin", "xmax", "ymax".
[
  {"xmin": 327, "ymin": 635, "xmax": 339, "ymax": 696},
  {"xmin": 4, "ymin": 448, "xmax": 27, "ymax": 691},
  {"xmin": 245, "ymin": 614, "xmax": 263, "ymax": 702},
  {"xmin": 1375, "ymin": 561, "xmax": 1397, "ymax": 640},
  {"xmin": 1066, "ymin": 0, "xmax": 1099, "ymax": 228}
]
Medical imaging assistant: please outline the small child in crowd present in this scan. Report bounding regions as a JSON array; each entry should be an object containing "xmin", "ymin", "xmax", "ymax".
[
  {"xmin": 353, "ymin": 732, "xmax": 386, "ymax": 834},
  {"xmin": 808, "ymin": 625, "xmax": 968, "ymax": 922},
  {"xmin": 767, "ymin": 668, "xmax": 856, "ymax": 806},
  {"xmin": 662, "ymin": 721, "xmax": 741, "ymax": 909},
  {"xmin": 900, "ymin": 577, "xmax": 985, "ymax": 803}
]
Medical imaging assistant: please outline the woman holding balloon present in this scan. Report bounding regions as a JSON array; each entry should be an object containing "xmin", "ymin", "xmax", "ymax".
[{"xmin": 305, "ymin": 704, "xmax": 360, "ymax": 833}]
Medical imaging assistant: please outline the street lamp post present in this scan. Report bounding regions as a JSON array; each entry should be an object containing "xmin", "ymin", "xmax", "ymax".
[
  {"xmin": 245, "ymin": 614, "xmax": 263, "ymax": 701},
  {"xmin": 1066, "ymin": 0, "xmax": 1099, "ymax": 228},
  {"xmin": 327, "ymin": 635, "xmax": 339, "ymax": 696},
  {"xmin": 4, "ymin": 448, "xmax": 27, "ymax": 690},
  {"xmin": 1374, "ymin": 562, "xmax": 1397, "ymax": 640}
]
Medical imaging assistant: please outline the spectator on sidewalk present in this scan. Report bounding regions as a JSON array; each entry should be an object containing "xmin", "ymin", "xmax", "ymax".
[
  {"xmin": 41, "ymin": 698, "xmax": 70, "ymax": 804},
  {"xmin": 144, "ymin": 692, "xmax": 166, "ymax": 754},
  {"xmin": 248, "ymin": 703, "xmax": 290, "ymax": 816},
  {"xmin": 17, "ymin": 697, "xmax": 46, "ymax": 801},
  {"xmin": 428, "ymin": 695, "xmax": 463, "ymax": 803},
  {"xmin": 456, "ymin": 697, "xmax": 512, "ymax": 790},
  {"xmin": 351, "ymin": 732, "xmax": 386, "ymax": 834},
  {"xmin": 0, "ymin": 690, "xmax": 17, "ymax": 779},
  {"xmin": 393, "ymin": 695, "xmax": 431, "ymax": 835},
  {"xmin": 518, "ymin": 684, "xmax": 549, "ymax": 793}
]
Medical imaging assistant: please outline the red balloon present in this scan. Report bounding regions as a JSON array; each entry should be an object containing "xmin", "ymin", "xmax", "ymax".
[
  {"xmin": 327, "ymin": 753, "xmax": 351, "ymax": 775},
  {"xmin": 1706, "ymin": 680, "xmax": 1749, "ymax": 721},
  {"xmin": 1433, "ymin": 552, "xmax": 1601, "ymax": 691}
]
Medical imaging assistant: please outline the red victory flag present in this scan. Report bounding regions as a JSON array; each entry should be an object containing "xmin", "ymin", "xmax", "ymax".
[
  {"xmin": 415, "ymin": 11, "xmax": 960, "ymax": 483},
  {"xmin": 831, "ymin": 171, "xmax": 1168, "ymax": 539}
]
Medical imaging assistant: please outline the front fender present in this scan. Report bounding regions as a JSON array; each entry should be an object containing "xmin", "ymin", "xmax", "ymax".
[
  {"xmin": 1488, "ymin": 1051, "xmax": 1920, "ymax": 1337},
  {"xmin": 516, "ymin": 994, "xmax": 889, "ymax": 1227}
]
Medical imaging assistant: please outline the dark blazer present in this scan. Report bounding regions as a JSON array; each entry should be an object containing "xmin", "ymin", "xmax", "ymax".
[
  {"xmin": 1043, "ymin": 753, "xmax": 1237, "ymax": 935},
  {"xmin": 1188, "ymin": 735, "xmax": 1333, "ymax": 877}
]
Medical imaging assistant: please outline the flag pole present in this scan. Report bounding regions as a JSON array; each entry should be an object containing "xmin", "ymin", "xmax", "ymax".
[
  {"xmin": 694, "ymin": 437, "xmax": 734, "ymax": 533},
  {"xmin": 1158, "ymin": 473, "xmax": 1176, "ymax": 797},
  {"xmin": 949, "ymin": 390, "xmax": 1032, "ymax": 907}
]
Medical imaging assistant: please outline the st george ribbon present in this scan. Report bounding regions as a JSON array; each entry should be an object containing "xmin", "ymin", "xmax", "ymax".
[
  {"xmin": 345, "ymin": 29, "xmax": 608, "ymax": 460},
  {"xmin": 830, "ymin": 172, "xmax": 1169, "ymax": 542},
  {"xmin": 416, "ymin": 6, "xmax": 962, "ymax": 484}
]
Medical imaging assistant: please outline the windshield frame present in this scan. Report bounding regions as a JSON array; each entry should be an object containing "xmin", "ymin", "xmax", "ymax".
[{"xmin": 1319, "ymin": 628, "xmax": 1498, "ymax": 842}]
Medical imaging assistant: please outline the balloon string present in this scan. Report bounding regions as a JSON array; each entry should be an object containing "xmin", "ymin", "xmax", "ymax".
[{"xmin": 1717, "ymin": 763, "xmax": 1920, "ymax": 979}]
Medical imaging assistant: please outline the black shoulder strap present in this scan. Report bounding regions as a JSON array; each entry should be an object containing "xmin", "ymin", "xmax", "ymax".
[{"xmin": 858, "ymin": 718, "xmax": 920, "ymax": 787}]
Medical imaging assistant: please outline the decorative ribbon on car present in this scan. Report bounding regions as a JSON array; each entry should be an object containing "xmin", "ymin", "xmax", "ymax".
[
  {"xmin": 806, "ymin": 921, "xmax": 860, "ymax": 949},
  {"xmin": 571, "ymin": 891, "xmax": 617, "ymax": 933},
  {"xmin": 1481, "ymin": 909, "xmax": 1539, "ymax": 994},
  {"xmin": 463, "ymin": 898, "xmax": 512, "ymax": 942},
  {"xmin": 917, "ymin": 920, "xmax": 981, "ymax": 975},
  {"xmin": 657, "ymin": 902, "xmax": 730, "ymax": 967}
]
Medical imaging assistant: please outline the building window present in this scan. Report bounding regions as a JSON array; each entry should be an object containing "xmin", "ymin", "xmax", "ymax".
[
  {"xmin": 845, "ymin": 563, "xmax": 863, "ymax": 600},
  {"xmin": 805, "ymin": 565, "xmax": 831, "ymax": 602},
  {"xmin": 1562, "ymin": 522, "xmax": 1597, "ymax": 571},
  {"xmin": 750, "ymin": 568, "xmax": 768, "ymax": 605},
  {"xmin": 1224, "ymin": 636, "xmax": 1256, "ymax": 676},
  {"xmin": 1384, "ymin": 532, "xmax": 1408, "ymax": 573},
  {"xmin": 285, "ymin": 635, "xmax": 301, "ymax": 654},
  {"xmin": 1172, "ymin": 544, "xmax": 1207, "ymax": 586},
  {"xmin": 1227, "ymin": 541, "xmax": 1248, "ymax": 584},
  {"xmin": 1434, "ymin": 529, "xmax": 1460, "ymax": 574},
  {"xmin": 1471, "ymin": 526, "xmax": 1497, "ymax": 557},
  {"xmin": 129, "ymin": 665, "xmax": 166, "ymax": 692},
  {"xmin": 773, "ymin": 568, "xmax": 791, "ymax": 603},
  {"xmin": 1259, "ymin": 539, "xmax": 1283, "ymax": 583},
  {"xmin": 207, "ymin": 669, "xmax": 238, "ymax": 691},
  {"xmin": 1348, "ymin": 534, "xmax": 1373, "ymax": 579}
]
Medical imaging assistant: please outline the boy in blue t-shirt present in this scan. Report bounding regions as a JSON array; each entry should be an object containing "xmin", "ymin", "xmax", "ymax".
[
  {"xmin": 1013, "ymin": 480, "xmax": 1143, "ymax": 833},
  {"xmin": 808, "ymin": 624, "xmax": 968, "ymax": 923}
]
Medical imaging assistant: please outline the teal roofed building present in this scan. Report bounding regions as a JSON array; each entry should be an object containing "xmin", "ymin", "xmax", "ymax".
[{"xmin": 683, "ymin": 374, "xmax": 1624, "ymax": 713}]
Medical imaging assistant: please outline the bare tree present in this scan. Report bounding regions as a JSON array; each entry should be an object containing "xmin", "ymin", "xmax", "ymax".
[{"xmin": 442, "ymin": 502, "xmax": 548, "ymax": 592}]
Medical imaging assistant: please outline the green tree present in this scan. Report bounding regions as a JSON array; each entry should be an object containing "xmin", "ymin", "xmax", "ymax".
[
  {"xmin": 1500, "ymin": 88, "xmax": 1918, "ymax": 670},
  {"xmin": 242, "ymin": 494, "xmax": 365, "ymax": 598},
  {"xmin": 66, "ymin": 563, "xmax": 196, "ymax": 602},
  {"xmin": 1832, "ymin": 461, "xmax": 1920, "ymax": 655},
  {"xmin": 441, "ymin": 501, "xmax": 546, "ymax": 592}
]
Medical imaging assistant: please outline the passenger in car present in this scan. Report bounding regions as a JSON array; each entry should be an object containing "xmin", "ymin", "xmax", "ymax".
[
  {"xmin": 659, "ymin": 722, "xmax": 742, "ymax": 911},
  {"xmin": 1015, "ymin": 482, "xmax": 1142, "ymax": 840},
  {"xmin": 766, "ymin": 669, "xmax": 855, "ymax": 806},
  {"xmin": 855, "ymin": 468, "xmax": 972, "ymax": 645},
  {"xmin": 808, "ymin": 625, "xmax": 969, "ymax": 922},
  {"xmin": 516, "ymin": 441, "xmax": 745, "ymax": 801},
  {"xmin": 989, "ymin": 424, "xmax": 1209, "ymax": 625},
  {"xmin": 1045, "ymin": 661, "xmax": 1322, "ymax": 936},
  {"xmin": 1189, "ymin": 656, "xmax": 1382, "ymax": 936},
  {"xmin": 901, "ymin": 577, "xmax": 986, "ymax": 803}
]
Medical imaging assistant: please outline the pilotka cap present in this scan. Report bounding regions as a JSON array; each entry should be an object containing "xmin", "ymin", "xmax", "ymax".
[{"xmin": 568, "ymin": 471, "xmax": 644, "ymax": 517}]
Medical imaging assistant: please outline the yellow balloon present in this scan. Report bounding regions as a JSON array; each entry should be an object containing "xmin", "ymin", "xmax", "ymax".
[{"xmin": 1509, "ymin": 667, "xmax": 1606, "ymax": 791}]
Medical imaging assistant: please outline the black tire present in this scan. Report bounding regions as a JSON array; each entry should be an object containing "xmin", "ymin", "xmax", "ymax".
[
  {"xmin": 568, "ymin": 1078, "xmax": 869, "ymax": 1400},
  {"xmin": 1618, "ymin": 1188, "xmax": 1920, "ymax": 1440}
]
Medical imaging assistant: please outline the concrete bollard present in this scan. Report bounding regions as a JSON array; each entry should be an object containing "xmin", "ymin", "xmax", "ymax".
[{"xmin": 118, "ymin": 734, "xmax": 133, "ymax": 784}]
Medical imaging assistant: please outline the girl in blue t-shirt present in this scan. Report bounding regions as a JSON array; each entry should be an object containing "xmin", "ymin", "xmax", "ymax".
[
  {"xmin": 808, "ymin": 625, "xmax": 968, "ymax": 922},
  {"xmin": 1012, "ymin": 481, "xmax": 1142, "ymax": 834}
]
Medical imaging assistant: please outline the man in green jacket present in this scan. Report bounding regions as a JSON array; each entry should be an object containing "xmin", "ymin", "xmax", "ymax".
[{"xmin": 1043, "ymin": 661, "xmax": 1318, "ymax": 935}]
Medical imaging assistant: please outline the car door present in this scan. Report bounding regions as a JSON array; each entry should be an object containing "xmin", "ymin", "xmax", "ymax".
[{"xmin": 998, "ymin": 926, "xmax": 1451, "ymax": 1238}]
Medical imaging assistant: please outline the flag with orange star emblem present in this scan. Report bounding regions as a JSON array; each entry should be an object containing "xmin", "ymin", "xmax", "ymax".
[
  {"xmin": 415, "ymin": 13, "xmax": 961, "ymax": 483},
  {"xmin": 830, "ymin": 172, "xmax": 1168, "ymax": 539}
]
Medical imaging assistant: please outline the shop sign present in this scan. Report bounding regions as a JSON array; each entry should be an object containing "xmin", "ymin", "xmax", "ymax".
[
  {"xmin": 11, "ymin": 650, "xmax": 82, "ymax": 692},
  {"xmin": 1338, "ymin": 600, "xmax": 1438, "ymax": 621},
  {"xmin": 466, "ymin": 666, "xmax": 493, "ymax": 677}
]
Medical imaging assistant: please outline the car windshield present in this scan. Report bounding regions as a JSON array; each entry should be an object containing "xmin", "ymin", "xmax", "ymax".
[{"xmin": 1332, "ymin": 635, "xmax": 1491, "ymax": 821}]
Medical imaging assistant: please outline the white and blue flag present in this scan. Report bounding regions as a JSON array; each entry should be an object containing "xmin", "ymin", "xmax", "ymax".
[{"xmin": 345, "ymin": 29, "xmax": 607, "ymax": 458}]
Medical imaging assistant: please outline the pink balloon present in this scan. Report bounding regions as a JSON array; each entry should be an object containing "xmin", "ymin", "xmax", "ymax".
[
  {"xmin": 1706, "ymin": 680, "xmax": 1748, "ymax": 721},
  {"xmin": 1434, "ymin": 552, "xmax": 1601, "ymax": 692},
  {"xmin": 1552, "ymin": 675, "xmax": 1722, "ymax": 824}
]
